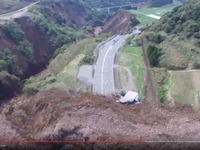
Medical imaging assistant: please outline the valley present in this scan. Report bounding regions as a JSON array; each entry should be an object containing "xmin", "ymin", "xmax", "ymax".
[{"xmin": 0, "ymin": 0, "xmax": 200, "ymax": 149}]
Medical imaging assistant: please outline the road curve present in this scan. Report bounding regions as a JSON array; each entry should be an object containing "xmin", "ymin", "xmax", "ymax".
[
  {"xmin": 0, "ymin": 1, "xmax": 39, "ymax": 21},
  {"xmin": 93, "ymin": 35, "xmax": 130, "ymax": 96}
]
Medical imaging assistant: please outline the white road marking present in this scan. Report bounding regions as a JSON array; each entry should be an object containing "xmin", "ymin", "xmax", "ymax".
[{"xmin": 101, "ymin": 45, "xmax": 113, "ymax": 95}]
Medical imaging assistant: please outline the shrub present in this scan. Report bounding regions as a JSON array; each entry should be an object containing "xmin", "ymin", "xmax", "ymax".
[
  {"xmin": 147, "ymin": 45, "xmax": 162, "ymax": 67},
  {"xmin": 193, "ymin": 58, "xmax": 200, "ymax": 69},
  {"xmin": 24, "ymin": 85, "xmax": 39, "ymax": 96},
  {"xmin": 3, "ymin": 21, "xmax": 25, "ymax": 43},
  {"xmin": 193, "ymin": 32, "xmax": 200, "ymax": 39},
  {"xmin": 79, "ymin": 53, "xmax": 95, "ymax": 66},
  {"xmin": 146, "ymin": 33, "xmax": 166, "ymax": 44},
  {"xmin": 0, "ymin": 48, "xmax": 20, "ymax": 75},
  {"xmin": 17, "ymin": 41, "xmax": 34, "ymax": 59},
  {"xmin": 152, "ymin": 68, "xmax": 170, "ymax": 103}
]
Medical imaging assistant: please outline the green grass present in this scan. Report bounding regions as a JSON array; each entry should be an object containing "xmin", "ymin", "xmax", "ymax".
[
  {"xmin": 24, "ymin": 38, "xmax": 98, "ymax": 93},
  {"xmin": 48, "ymin": 38, "xmax": 98, "ymax": 75},
  {"xmin": 120, "ymin": 44, "xmax": 145, "ymax": 100},
  {"xmin": 135, "ymin": 14, "xmax": 157, "ymax": 25},
  {"xmin": 169, "ymin": 71, "xmax": 196, "ymax": 106},
  {"xmin": 129, "ymin": 4, "xmax": 180, "ymax": 25}
]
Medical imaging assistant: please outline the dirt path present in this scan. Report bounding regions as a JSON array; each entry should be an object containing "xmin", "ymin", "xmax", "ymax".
[
  {"xmin": 141, "ymin": 38, "xmax": 158, "ymax": 105},
  {"xmin": 118, "ymin": 66, "xmax": 137, "ymax": 91}
]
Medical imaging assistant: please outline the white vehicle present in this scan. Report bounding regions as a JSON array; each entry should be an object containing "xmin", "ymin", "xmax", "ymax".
[{"xmin": 119, "ymin": 91, "xmax": 140, "ymax": 104}]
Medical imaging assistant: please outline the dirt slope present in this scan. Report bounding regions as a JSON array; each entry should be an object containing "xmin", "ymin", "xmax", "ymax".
[
  {"xmin": 1, "ymin": 88, "xmax": 200, "ymax": 148},
  {"xmin": 102, "ymin": 11, "xmax": 139, "ymax": 35},
  {"xmin": 0, "ymin": 0, "xmax": 98, "ymax": 100},
  {"xmin": 42, "ymin": 0, "xmax": 95, "ymax": 28}
]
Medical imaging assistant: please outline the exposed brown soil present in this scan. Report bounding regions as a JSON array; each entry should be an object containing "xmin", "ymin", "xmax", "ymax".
[
  {"xmin": 141, "ymin": 38, "xmax": 157, "ymax": 105},
  {"xmin": 1, "ymin": 88, "xmax": 200, "ymax": 144},
  {"xmin": 102, "ymin": 11, "xmax": 138, "ymax": 35},
  {"xmin": 15, "ymin": 17, "xmax": 55, "ymax": 78},
  {"xmin": 42, "ymin": 0, "xmax": 95, "ymax": 28},
  {"xmin": 0, "ymin": 0, "xmax": 98, "ymax": 100}
]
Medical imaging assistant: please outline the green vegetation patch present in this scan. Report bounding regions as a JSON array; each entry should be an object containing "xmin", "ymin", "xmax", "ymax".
[
  {"xmin": 30, "ymin": 5, "xmax": 85, "ymax": 49},
  {"xmin": 0, "ymin": 48, "xmax": 21, "ymax": 75},
  {"xmin": 169, "ymin": 71, "xmax": 196, "ymax": 107},
  {"xmin": 152, "ymin": 68, "xmax": 170, "ymax": 103},
  {"xmin": 24, "ymin": 38, "xmax": 98, "ymax": 95},
  {"xmin": 120, "ymin": 40, "xmax": 145, "ymax": 100},
  {"xmin": 143, "ymin": 0, "xmax": 200, "ymax": 69},
  {"xmin": 2, "ymin": 21, "xmax": 25, "ymax": 44},
  {"xmin": 129, "ymin": 4, "xmax": 179, "ymax": 25},
  {"xmin": 49, "ymin": 38, "xmax": 98, "ymax": 75}
]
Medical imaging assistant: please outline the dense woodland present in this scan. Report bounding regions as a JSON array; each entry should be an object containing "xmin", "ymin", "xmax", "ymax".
[{"xmin": 145, "ymin": 0, "xmax": 200, "ymax": 70}]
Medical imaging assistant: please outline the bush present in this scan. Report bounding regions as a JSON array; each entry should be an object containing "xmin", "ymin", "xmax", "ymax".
[
  {"xmin": 193, "ymin": 58, "xmax": 200, "ymax": 69},
  {"xmin": 3, "ymin": 21, "xmax": 25, "ymax": 43},
  {"xmin": 24, "ymin": 85, "xmax": 39, "ymax": 96},
  {"xmin": 152, "ymin": 68, "xmax": 170, "ymax": 103},
  {"xmin": 164, "ymin": 24, "xmax": 173, "ymax": 33},
  {"xmin": 17, "ymin": 41, "xmax": 34, "ymax": 59},
  {"xmin": 146, "ymin": 33, "xmax": 166, "ymax": 44},
  {"xmin": 193, "ymin": 32, "xmax": 200, "ymax": 39},
  {"xmin": 79, "ymin": 53, "xmax": 95, "ymax": 66},
  {"xmin": 0, "ymin": 48, "xmax": 20, "ymax": 75},
  {"xmin": 147, "ymin": 45, "xmax": 162, "ymax": 67}
]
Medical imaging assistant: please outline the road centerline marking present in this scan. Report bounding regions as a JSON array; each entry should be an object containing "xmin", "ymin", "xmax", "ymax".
[{"xmin": 101, "ymin": 45, "xmax": 113, "ymax": 95}]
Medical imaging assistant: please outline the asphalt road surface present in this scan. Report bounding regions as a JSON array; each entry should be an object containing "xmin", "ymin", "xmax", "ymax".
[
  {"xmin": 92, "ymin": 28, "xmax": 141, "ymax": 96},
  {"xmin": 93, "ymin": 35, "xmax": 130, "ymax": 96},
  {"xmin": 0, "ymin": 2, "xmax": 39, "ymax": 20}
]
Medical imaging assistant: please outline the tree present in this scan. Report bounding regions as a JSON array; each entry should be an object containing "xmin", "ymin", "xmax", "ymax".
[
  {"xmin": 17, "ymin": 41, "xmax": 34, "ymax": 59},
  {"xmin": 0, "ymin": 48, "xmax": 20, "ymax": 75},
  {"xmin": 147, "ymin": 45, "xmax": 162, "ymax": 67},
  {"xmin": 150, "ymin": 0, "xmax": 173, "ymax": 7},
  {"xmin": 3, "ymin": 21, "xmax": 25, "ymax": 43}
]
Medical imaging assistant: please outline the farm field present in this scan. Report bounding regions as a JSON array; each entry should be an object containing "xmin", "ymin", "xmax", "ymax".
[
  {"xmin": 129, "ymin": 3, "xmax": 181, "ymax": 25},
  {"xmin": 168, "ymin": 71, "xmax": 200, "ymax": 109}
]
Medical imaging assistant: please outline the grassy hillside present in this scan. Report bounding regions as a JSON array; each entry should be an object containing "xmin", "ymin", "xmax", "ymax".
[
  {"xmin": 143, "ymin": 0, "xmax": 200, "ymax": 107},
  {"xmin": 144, "ymin": 0, "xmax": 200, "ymax": 70}
]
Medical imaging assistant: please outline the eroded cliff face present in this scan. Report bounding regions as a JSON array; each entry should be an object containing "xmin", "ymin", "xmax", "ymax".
[
  {"xmin": 41, "ymin": 0, "xmax": 96, "ymax": 28},
  {"xmin": 101, "ymin": 11, "xmax": 139, "ymax": 35},
  {"xmin": 0, "ymin": 0, "xmax": 97, "ymax": 100}
]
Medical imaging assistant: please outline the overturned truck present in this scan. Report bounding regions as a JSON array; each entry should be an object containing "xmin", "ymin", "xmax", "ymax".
[{"xmin": 119, "ymin": 91, "xmax": 140, "ymax": 104}]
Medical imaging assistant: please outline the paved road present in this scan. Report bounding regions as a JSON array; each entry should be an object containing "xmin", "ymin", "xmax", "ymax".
[
  {"xmin": 92, "ymin": 27, "xmax": 141, "ymax": 96},
  {"xmin": 93, "ymin": 35, "xmax": 130, "ymax": 96},
  {"xmin": 0, "ymin": 1, "xmax": 39, "ymax": 20},
  {"xmin": 97, "ymin": 3, "xmax": 138, "ymax": 10}
]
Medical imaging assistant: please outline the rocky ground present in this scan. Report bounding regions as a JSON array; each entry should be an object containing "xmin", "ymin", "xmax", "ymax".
[{"xmin": 1, "ymin": 88, "xmax": 200, "ymax": 149}]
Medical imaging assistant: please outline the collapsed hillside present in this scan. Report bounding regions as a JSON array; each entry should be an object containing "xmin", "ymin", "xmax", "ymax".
[
  {"xmin": 0, "ymin": 0, "xmax": 139, "ymax": 101},
  {"xmin": 1, "ymin": 88, "xmax": 200, "ymax": 148},
  {"xmin": 102, "ymin": 11, "xmax": 139, "ymax": 35},
  {"xmin": 0, "ymin": 0, "xmax": 98, "ymax": 100}
]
